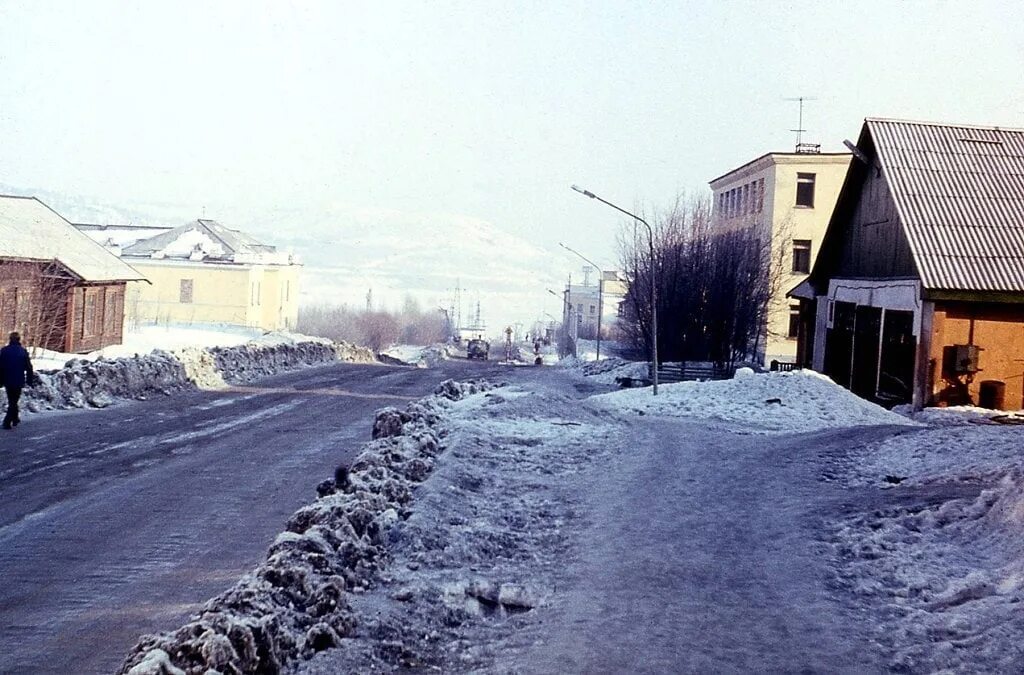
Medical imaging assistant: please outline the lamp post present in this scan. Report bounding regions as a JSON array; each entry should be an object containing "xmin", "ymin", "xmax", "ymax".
[
  {"xmin": 570, "ymin": 185, "xmax": 658, "ymax": 395},
  {"xmin": 559, "ymin": 242, "xmax": 604, "ymax": 361}
]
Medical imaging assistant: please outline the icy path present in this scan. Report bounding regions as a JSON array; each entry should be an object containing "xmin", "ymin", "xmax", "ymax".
[
  {"xmin": 298, "ymin": 374, "xmax": 913, "ymax": 673},
  {"xmin": 501, "ymin": 419, "xmax": 894, "ymax": 673}
]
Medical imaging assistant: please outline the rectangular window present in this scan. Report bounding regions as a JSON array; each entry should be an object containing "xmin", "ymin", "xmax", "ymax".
[
  {"xmin": 792, "ymin": 239, "xmax": 812, "ymax": 274},
  {"xmin": 756, "ymin": 179, "xmax": 764, "ymax": 212},
  {"xmin": 742, "ymin": 183, "xmax": 750, "ymax": 215},
  {"xmin": 590, "ymin": 305, "xmax": 596, "ymax": 315},
  {"xmin": 251, "ymin": 281, "xmax": 261, "ymax": 306},
  {"xmin": 179, "ymin": 278, "xmax": 194, "ymax": 304},
  {"xmin": 788, "ymin": 304, "xmax": 801, "ymax": 339},
  {"xmin": 796, "ymin": 172, "xmax": 816, "ymax": 207}
]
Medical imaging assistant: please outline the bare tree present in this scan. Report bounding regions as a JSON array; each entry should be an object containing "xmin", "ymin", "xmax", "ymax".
[
  {"xmin": 617, "ymin": 195, "xmax": 788, "ymax": 366},
  {"xmin": 0, "ymin": 259, "xmax": 74, "ymax": 354},
  {"xmin": 298, "ymin": 299, "xmax": 446, "ymax": 352}
]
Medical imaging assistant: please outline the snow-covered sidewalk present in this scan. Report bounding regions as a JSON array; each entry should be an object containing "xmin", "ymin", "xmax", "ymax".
[
  {"xmin": 298, "ymin": 373, "xmax": 913, "ymax": 672},
  {"xmin": 120, "ymin": 365, "xmax": 1024, "ymax": 673}
]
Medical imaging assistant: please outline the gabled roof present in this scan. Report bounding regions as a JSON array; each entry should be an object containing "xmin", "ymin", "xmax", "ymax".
[
  {"xmin": 122, "ymin": 219, "xmax": 277, "ymax": 262},
  {"xmin": 0, "ymin": 196, "xmax": 147, "ymax": 282},
  {"xmin": 867, "ymin": 118, "xmax": 1024, "ymax": 292}
]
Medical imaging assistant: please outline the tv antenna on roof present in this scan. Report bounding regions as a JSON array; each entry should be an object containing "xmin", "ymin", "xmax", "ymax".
[{"xmin": 784, "ymin": 96, "xmax": 819, "ymax": 153}]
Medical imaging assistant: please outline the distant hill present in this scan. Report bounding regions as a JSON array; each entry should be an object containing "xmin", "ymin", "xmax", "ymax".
[{"xmin": 0, "ymin": 184, "xmax": 563, "ymax": 332}]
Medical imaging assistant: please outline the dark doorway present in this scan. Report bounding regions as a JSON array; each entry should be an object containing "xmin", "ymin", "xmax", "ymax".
[
  {"xmin": 851, "ymin": 306, "xmax": 882, "ymax": 399},
  {"xmin": 824, "ymin": 301, "xmax": 856, "ymax": 388},
  {"xmin": 877, "ymin": 310, "xmax": 915, "ymax": 404}
]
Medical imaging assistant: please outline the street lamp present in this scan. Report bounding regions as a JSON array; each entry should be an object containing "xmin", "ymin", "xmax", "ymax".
[
  {"xmin": 570, "ymin": 185, "xmax": 658, "ymax": 395},
  {"xmin": 559, "ymin": 242, "xmax": 604, "ymax": 361}
]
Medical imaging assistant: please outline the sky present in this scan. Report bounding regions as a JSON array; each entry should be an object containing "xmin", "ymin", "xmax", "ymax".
[{"xmin": 1, "ymin": 0, "xmax": 1022, "ymax": 326}]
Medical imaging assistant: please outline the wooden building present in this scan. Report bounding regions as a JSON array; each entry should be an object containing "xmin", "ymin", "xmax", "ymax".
[
  {"xmin": 791, "ymin": 119, "xmax": 1024, "ymax": 411},
  {"xmin": 0, "ymin": 196, "xmax": 147, "ymax": 353}
]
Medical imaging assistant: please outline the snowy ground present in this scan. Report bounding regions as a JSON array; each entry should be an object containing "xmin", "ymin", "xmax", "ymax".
[
  {"xmin": 826, "ymin": 416, "xmax": 1024, "ymax": 672},
  {"xmin": 30, "ymin": 324, "xmax": 317, "ymax": 370},
  {"xmin": 110, "ymin": 364, "xmax": 1024, "ymax": 673}
]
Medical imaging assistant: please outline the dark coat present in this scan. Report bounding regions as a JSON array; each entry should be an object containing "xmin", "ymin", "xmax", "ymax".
[{"xmin": 0, "ymin": 343, "xmax": 35, "ymax": 389}]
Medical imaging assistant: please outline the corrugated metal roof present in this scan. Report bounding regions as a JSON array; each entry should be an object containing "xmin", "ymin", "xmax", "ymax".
[
  {"xmin": 868, "ymin": 118, "xmax": 1024, "ymax": 292},
  {"xmin": 0, "ymin": 196, "xmax": 147, "ymax": 282}
]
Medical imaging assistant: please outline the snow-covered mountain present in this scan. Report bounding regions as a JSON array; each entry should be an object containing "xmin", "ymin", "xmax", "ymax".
[{"xmin": 0, "ymin": 184, "xmax": 563, "ymax": 332}]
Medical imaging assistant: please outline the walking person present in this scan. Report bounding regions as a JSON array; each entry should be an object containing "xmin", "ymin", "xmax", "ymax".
[{"xmin": 0, "ymin": 332, "xmax": 37, "ymax": 430}]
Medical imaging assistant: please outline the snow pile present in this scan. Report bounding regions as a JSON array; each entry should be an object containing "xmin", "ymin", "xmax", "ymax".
[
  {"xmin": 205, "ymin": 341, "xmax": 338, "ymax": 384},
  {"xmin": 172, "ymin": 347, "xmax": 227, "ymax": 390},
  {"xmin": 25, "ymin": 351, "xmax": 191, "ymax": 411},
  {"xmin": 301, "ymin": 384, "xmax": 619, "ymax": 673},
  {"xmin": 30, "ymin": 324, "xmax": 263, "ymax": 370},
  {"xmin": 588, "ymin": 369, "xmax": 918, "ymax": 433},
  {"xmin": 830, "ymin": 423, "xmax": 1024, "ymax": 672},
  {"xmin": 900, "ymin": 404, "xmax": 1024, "ymax": 426},
  {"xmin": 118, "ymin": 379, "xmax": 493, "ymax": 675},
  {"xmin": 17, "ymin": 339, "xmax": 374, "ymax": 413},
  {"xmin": 380, "ymin": 344, "xmax": 452, "ymax": 368},
  {"xmin": 842, "ymin": 425, "xmax": 1024, "ymax": 488},
  {"xmin": 332, "ymin": 340, "xmax": 377, "ymax": 364},
  {"xmin": 561, "ymin": 356, "xmax": 649, "ymax": 385}
]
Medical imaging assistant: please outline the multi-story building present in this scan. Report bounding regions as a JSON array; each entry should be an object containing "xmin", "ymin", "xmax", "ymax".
[
  {"xmin": 564, "ymin": 270, "xmax": 627, "ymax": 340},
  {"xmin": 709, "ymin": 148, "xmax": 851, "ymax": 363}
]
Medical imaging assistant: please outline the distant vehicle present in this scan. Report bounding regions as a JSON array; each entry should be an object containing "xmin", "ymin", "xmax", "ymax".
[{"xmin": 467, "ymin": 339, "xmax": 490, "ymax": 360}]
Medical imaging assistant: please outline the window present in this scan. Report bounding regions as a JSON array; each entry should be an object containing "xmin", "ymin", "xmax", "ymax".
[
  {"xmin": 788, "ymin": 304, "xmax": 801, "ymax": 339},
  {"xmin": 756, "ymin": 178, "xmax": 764, "ymax": 212},
  {"xmin": 104, "ymin": 289, "xmax": 119, "ymax": 333},
  {"xmin": 83, "ymin": 289, "xmax": 99, "ymax": 337},
  {"xmin": 590, "ymin": 305, "xmax": 596, "ymax": 315},
  {"xmin": 179, "ymin": 278, "xmax": 194, "ymax": 304},
  {"xmin": 251, "ymin": 281, "xmax": 261, "ymax": 306},
  {"xmin": 792, "ymin": 239, "xmax": 812, "ymax": 274},
  {"xmin": 742, "ymin": 183, "xmax": 749, "ymax": 215},
  {"xmin": 796, "ymin": 172, "xmax": 816, "ymax": 207}
]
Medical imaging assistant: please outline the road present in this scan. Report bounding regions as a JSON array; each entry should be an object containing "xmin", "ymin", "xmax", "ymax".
[{"xmin": 0, "ymin": 358, "xmax": 505, "ymax": 675}]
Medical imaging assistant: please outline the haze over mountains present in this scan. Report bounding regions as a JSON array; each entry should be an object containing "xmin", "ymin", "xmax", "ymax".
[{"xmin": 1, "ymin": 183, "xmax": 567, "ymax": 334}]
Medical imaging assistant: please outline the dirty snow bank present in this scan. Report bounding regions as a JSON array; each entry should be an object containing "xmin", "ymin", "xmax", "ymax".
[
  {"xmin": 118, "ymin": 379, "xmax": 493, "ymax": 675},
  {"xmin": 19, "ymin": 338, "xmax": 375, "ymax": 413},
  {"xmin": 380, "ymin": 344, "xmax": 454, "ymax": 368},
  {"xmin": 300, "ymin": 383, "xmax": 619, "ymax": 673},
  {"xmin": 829, "ymin": 420, "xmax": 1024, "ymax": 672},
  {"xmin": 588, "ymin": 369, "xmax": 917, "ymax": 433}
]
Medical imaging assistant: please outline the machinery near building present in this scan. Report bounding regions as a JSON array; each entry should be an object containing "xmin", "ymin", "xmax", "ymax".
[{"xmin": 466, "ymin": 339, "xmax": 490, "ymax": 360}]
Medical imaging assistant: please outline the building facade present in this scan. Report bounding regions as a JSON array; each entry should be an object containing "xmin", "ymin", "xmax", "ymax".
[
  {"xmin": 709, "ymin": 150, "xmax": 851, "ymax": 364},
  {"xmin": 564, "ymin": 270, "xmax": 627, "ymax": 340},
  {"xmin": 0, "ymin": 196, "xmax": 146, "ymax": 353},
  {"xmin": 82, "ymin": 219, "xmax": 301, "ymax": 332},
  {"xmin": 793, "ymin": 118, "xmax": 1024, "ymax": 411}
]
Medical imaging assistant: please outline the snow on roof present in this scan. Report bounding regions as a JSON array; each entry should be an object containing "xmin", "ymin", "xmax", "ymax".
[
  {"xmin": 74, "ymin": 223, "xmax": 172, "ymax": 249},
  {"xmin": 122, "ymin": 219, "xmax": 284, "ymax": 263},
  {"xmin": 0, "ymin": 196, "xmax": 147, "ymax": 282},
  {"xmin": 587, "ymin": 368, "xmax": 919, "ymax": 434}
]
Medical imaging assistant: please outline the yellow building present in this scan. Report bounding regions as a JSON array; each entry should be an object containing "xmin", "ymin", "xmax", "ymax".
[
  {"xmin": 709, "ymin": 150, "xmax": 851, "ymax": 364},
  {"xmin": 105, "ymin": 220, "xmax": 301, "ymax": 331}
]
